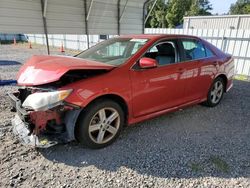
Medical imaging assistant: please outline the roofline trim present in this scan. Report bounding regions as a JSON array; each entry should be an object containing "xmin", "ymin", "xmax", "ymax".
[{"xmin": 184, "ymin": 14, "xmax": 250, "ymax": 19}]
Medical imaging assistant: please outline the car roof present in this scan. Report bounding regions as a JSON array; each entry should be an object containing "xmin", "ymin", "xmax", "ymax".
[{"xmin": 119, "ymin": 34, "xmax": 201, "ymax": 40}]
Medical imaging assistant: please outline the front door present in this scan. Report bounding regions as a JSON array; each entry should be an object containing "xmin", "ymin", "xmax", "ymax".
[{"xmin": 130, "ymin": 40, "xmax": 186, "ymax": 118}]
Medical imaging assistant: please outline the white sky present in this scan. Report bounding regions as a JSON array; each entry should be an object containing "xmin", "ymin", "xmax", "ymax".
[{"xmin": 210, "ymin": 0, "xmax": 237, "ymax": 14}]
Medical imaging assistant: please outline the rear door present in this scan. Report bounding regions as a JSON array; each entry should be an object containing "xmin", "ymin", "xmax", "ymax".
[{"xmin": 178, "ymin": 38, "xmax": 217, "ymax": 102}]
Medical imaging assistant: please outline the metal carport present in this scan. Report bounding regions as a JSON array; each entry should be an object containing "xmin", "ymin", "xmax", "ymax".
[{"xmin": 0, "ymin": 0, "xmax": 156, "ymax": 53}]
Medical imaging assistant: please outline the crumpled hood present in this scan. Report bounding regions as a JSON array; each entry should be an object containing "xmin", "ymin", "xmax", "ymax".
[{"xmin": 17, "ymin": 55, "xmax": 115, "ymax": 86}]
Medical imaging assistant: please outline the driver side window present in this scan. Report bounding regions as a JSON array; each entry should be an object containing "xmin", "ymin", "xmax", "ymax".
[{"xmin": 144, "ymin": 41, "xmax": 177, "ymax": 66}]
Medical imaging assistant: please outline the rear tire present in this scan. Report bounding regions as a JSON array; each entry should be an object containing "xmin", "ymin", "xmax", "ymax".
[
  {"xmin": 204, "ymin": 77, "xmax": 225, "ymax": 107},
  {"xmin": 75, "ymin": 99, "xmax": 124, "ymax": 149}
]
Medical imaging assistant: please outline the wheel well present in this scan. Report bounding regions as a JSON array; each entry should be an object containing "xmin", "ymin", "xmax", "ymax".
[
  {"xmin": 216, "ymin": 74, "xmax": 228, "ymax": 92},
  {"xmin": 86, "ymin": 94, "xmax": 129, "ymax": 125}
]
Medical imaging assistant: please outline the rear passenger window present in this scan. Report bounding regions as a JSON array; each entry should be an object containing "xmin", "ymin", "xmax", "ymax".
[
  {"xmin": 181, "ymin": 40, "xmax": 207, "ymax": 61},
  {"xmin": 205, "ymin": 46, "xmax": 214, "ymax": 57}
]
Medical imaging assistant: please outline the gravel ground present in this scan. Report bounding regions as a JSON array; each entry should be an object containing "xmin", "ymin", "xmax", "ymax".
[
  {"xmin": 0, "ymin": 44, "xmax": 250, "ymax": 188},
  {"xmin": 0, "ymin": 43, "xmax": 79, "ymax": 80}
]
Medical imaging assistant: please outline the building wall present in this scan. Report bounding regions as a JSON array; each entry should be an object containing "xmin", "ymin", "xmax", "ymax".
[
  {"xmin": 0, "ymin": 0, "xmax": 43, "ymax": 33},
  {"xmin": 183, "ymin": 15, "xmax": 250, "ymax": 30},
  {"xmin": 45, "ymin": 0, "xmax": 86, "ymax": 34}
]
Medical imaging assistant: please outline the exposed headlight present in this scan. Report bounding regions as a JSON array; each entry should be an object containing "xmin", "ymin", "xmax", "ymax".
[{"xmin": 22, "ymin": 89, "xmax": 72, "ymax": 111}]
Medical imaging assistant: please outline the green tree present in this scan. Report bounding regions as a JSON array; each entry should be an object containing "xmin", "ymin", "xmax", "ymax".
[
  {"xmin": 146, "ymin": 0, "xmax": 212, "ymax": 28},
  {"xmin": 187, "ymin": 0, "xmax": 200, "ymax": 16},
  {"xmin": 166, "ymin": 0, "xmax": 191, "ymax": 28},
  {"xmin": 230, "ymin": 0, "xmax": 250, "ymax": 14},
  {"xmin": 145, "ymin": 0, "xmax": 168, "ymax": 28},
  {"xmin": 186, "ymin": 0, "xmax": 212, "ymax": 16},
  {"xmin": 199, "ymin": 0, "xmax": 212, "ymax": 15}
]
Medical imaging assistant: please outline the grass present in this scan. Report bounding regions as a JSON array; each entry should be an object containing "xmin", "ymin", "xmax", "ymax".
[
  {"xmin": 190, "ymin": 156, "xmax": 230, "ymax": 174},
  {"xmin": 209, "ymin": 156, "xmax": 230, "ymax": 173},
  {"xmin": 234, "ymin": 74, "xmax": 249, "ymax": 82},
  {"xmin": 190, "ymin": 162, "xmax": 203, "ymax": 173}
]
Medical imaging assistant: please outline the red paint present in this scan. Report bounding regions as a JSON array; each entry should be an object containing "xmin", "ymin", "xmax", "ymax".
[
  {"xmin": 29, "ymin": 110, "xmax": 61, "ymax": 134},
  {"xmin": 139, "ymin": 57, "xmax": 157, "ymax": 69},
  {"xmin": 17, "ymin": 35, "xmax": 234, "ymax": 127},
  {"xmin": 17, "ymin": 55, "xmax": 114, "ymax": 86}
]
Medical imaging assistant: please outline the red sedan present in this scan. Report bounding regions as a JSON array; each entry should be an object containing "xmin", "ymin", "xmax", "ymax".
[{"xmin": 9, "ymin": 35, "xmax": 234, "ymax": 149}]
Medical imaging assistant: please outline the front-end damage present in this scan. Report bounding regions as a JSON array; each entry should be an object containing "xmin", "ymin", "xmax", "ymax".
[
  {"xmin": 9, "ymin": 55, "xmax": 115, "ymax": 148},
  {"xmin": 9, "ymin": 87, "xmax": 81, "ymax": 148}
]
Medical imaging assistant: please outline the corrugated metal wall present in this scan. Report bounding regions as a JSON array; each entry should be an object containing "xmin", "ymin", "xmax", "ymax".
[
  {"xmin": 0, "ymin": 0, "xmax": 43, "ymax": 33},
  {"xmin": 184, "ymin": 15, "xmax": 250, "ymax": 29},
  {"xmin": 45, "ymin": 0, "xmax": 86, "ymax": 34},
  {"xmin": 87, "ymin": 0, "xmax": 117, "ymax": 34},
  {"xmin": 0, "ymin": 0, "xmax": 145, "ymax": 34},
  {"xmin": 145, "ymin": 28, "xmax": 250, "ymax": 76},
  {"xmin": 119, "ymin": 0, "xmax": 143, "ymax": 34}
]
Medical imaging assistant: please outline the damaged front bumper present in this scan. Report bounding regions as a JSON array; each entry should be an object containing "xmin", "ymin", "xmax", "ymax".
[
  {"xmin": 8, "ymin": 91, "xmax": 81, "ymax": 148},
  {"xmin": 12, "ymin": 114, "xmax": 58, "ymax": 148}
]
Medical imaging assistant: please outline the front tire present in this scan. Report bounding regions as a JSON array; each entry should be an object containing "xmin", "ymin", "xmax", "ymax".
[
  {"xmin": 204, "ymin": 77, "xmax": 225, "ymax": 107},
  {"xmin": 75, "ymin": 99, "xmax": 124, "ymax": 149}
]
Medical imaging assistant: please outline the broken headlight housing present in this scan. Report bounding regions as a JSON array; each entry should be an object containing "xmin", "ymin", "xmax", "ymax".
[{"xmin": 22, "ymin": 89, "xmax": 72, "ymax": 111}]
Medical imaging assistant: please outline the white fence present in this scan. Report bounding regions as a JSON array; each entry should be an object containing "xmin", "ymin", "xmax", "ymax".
[
  {"xmin": 28, "ymin": 28, "xmax": 250, "ymax": 76},
  {"xmin": 27, "ymin": 34, "xmax": 102, "ymax": 50},
  {"xmin": 145, "ymin": 28, "xmax": 250, "ymax": 76}
]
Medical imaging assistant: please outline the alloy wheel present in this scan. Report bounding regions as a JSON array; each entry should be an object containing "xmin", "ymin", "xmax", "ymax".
[
  {"xmin": 88, "ymin": 107, "xmax": 120, "ymax": 144},
  {"xmin": 210, "ymin": 80, "xmax": 224, "ymax": 104}
]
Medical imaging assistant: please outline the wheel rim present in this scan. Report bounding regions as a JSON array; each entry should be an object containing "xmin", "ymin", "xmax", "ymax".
[
  {"xmin": 210, "ymin": 80, "xmax": 224, "ymax": 104},
  {"xmin": 88, "ymin": 107, "xmax": 120, "ymax": 144}
]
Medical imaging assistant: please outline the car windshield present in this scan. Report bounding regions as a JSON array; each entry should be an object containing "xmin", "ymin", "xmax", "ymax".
[{"xmin": 77, "ymin": 38, "xmax": 148, "ymax": 66}]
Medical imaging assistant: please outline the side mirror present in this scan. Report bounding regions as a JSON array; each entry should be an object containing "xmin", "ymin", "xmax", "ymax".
[{"xmin": 139, "ymin": 57, "xmax": 157, "ymax": 69}]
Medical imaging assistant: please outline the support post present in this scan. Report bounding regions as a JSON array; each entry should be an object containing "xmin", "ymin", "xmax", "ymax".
[
  {"xmin": 119, "ymin": 0, "xmax": 128, "ymax": 22},
  {"xmin": 143, "ymin": 0, "xmax": 152, "ymax": 34},
  {"xmin": 41, "ymin": 0, "xmax": 50, "ymax": 55},
  {"xmin": 143, "ymin": 0, "xmax": 159, "ymax": 33},
  {"xmin": 84, "ymin": 0, "xmax": 90, "ymax": 49},
  {"xmin": 118, "ymin": 0, "xmax": 121, "ymax": 35},
  {"xmin": 144, "ymin": 0, "xmax": 158, "ymax": 25}
]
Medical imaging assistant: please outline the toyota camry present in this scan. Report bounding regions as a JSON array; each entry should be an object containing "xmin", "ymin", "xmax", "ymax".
[{"xmin": 9, "ymin": 34, "xmax": 234, "ymax": 149}]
